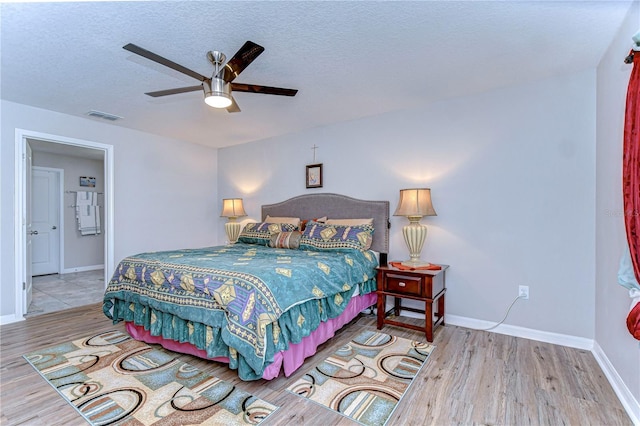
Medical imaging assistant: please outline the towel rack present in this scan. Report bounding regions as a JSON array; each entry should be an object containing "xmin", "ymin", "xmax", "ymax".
[
  {"xmin": 67, "ymin": 190, "xmax": 103, "ymax": 207},
  {"xmin": 65, "ymin": 190, "xmax": 103, "ymax": 194}
]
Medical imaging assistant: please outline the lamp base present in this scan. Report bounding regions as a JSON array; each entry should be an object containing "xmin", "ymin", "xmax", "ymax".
[
  {"xmin": 401, "ymin": 219, "xmax": 429, "ymax": 268},
  {"xmin": 400, "ymin": 259, "xmax": 432, "ymax": 268},
  {"xmin": 225, "ymin": 221, "xmax": 243, "ymax": 244}
]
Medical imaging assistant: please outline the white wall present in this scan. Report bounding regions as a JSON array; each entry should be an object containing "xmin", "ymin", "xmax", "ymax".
[
  {"xmin": 219, "ymin": 69, "xmax": 597, "ymax": 339},
  {"xmin": 1, "ymin": 100, "xmax": 219, "ymax": 318},
  {"xmin": 596, "ymin": 0, "xmax": 640, "ymax": 417},
  {"xmin": 32, "ymin": 150, "xmax": 105, "ymax": 270},
  {"xmin": 219, "ymin": 65, "xmax": 640, "ymax": 417}
]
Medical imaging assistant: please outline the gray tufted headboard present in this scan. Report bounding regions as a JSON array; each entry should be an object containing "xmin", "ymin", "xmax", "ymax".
[{"xmin": 261, "ymin": 193, "xmax": 390, "ymax": 257}]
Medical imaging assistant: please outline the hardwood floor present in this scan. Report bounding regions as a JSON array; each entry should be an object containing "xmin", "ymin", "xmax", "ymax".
[{"xmin": 0, "ymin": 303, "xmax": 632, "ymax": 425}]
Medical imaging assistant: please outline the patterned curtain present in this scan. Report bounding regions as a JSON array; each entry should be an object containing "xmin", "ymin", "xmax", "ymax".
[{"xmin": 623, "ymin": 49, "xmax": 640, "ymax": 340}]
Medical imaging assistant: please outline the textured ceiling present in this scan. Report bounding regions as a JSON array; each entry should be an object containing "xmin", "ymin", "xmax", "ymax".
[{"xmin": 1, "ymin": 1, "xmax": 634, "ymax": 149}]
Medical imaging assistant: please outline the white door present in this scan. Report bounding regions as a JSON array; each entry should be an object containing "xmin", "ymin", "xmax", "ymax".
[
  {"xmin": 24, "ymin": 143, "xmax": 33, "ymax": 312},
  {"xmin": 31, "ymin": 168, "xmax": 61, "ymax": 276}
]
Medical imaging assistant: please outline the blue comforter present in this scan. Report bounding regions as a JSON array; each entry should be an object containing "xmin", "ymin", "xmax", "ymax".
[{"xmin": 103, "ymin": 243, "xmax": 378, "ymax": 380}]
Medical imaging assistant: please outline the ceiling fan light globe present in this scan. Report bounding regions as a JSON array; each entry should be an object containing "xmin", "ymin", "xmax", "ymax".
[{"xmin": 204, "ymin": 94, "xmax": 232, "ymax": 108}]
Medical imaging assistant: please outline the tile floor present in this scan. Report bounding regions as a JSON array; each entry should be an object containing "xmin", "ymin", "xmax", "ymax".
[{"xmin": 26, "ymin": 269, "xmax": 106, "ymax": 317}]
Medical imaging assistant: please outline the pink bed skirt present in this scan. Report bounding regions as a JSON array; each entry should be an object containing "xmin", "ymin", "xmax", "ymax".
[{"xmin": 126, "ymin": 292, "xmax": 377, "ymax": 380}]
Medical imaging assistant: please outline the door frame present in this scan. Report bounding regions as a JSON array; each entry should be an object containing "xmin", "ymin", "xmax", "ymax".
[
  {"xmin": 31, "ymin": 166, "xmax": 64, "ymax": 276},
  {"xmin": 14, "ymin": 129, "xmax": 115, "ymax": 320}
]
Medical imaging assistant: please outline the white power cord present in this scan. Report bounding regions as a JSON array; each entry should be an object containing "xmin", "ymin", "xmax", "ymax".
[{"xmin": 469, "ymin": 295, "xmax": 526, "ymax": 331}]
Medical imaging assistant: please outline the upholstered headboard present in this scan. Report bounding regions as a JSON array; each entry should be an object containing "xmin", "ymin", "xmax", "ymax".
[{"xmin": 261, "ymin": 193, "xmax": 390, "ymax": 256}]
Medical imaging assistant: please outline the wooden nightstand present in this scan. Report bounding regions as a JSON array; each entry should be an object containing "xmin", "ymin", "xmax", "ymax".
[{"xmin": 376, "ymin": 264, "xmax": 449, "ymax": 342}]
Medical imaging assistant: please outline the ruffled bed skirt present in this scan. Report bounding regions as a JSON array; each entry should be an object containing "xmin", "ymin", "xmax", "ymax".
[
  {"xmin": 106, "ymin": 276, "xmax": 377, "ymax": 380},
  {"xmin": 123, "ymin": 292, "xmax": 377, "ymax": 380}
]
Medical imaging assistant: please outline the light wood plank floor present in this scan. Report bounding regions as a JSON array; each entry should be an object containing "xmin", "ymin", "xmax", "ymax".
[{"xmin": 0, "ymin": 303, "xmax": 631, "ymax": 425}]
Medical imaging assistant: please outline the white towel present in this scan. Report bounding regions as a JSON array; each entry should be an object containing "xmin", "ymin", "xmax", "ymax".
[
  {"xmin": 76, "ymin": 191, "xmax": 101, "ymax": 235},
  {"xmin": 76, "ymin": 190, "xmax": 92, "ymax": 205}
]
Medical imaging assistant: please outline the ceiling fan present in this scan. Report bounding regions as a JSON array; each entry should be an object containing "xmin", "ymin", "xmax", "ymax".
[{"xmin": 123, "ymin": 41, "xmax": 298, "ymax": 113}]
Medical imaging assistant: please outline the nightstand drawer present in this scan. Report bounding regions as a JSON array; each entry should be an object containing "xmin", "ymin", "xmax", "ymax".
[{"xmin": 386, "ymin": 273, "xmax": 422, "ymax": 296}]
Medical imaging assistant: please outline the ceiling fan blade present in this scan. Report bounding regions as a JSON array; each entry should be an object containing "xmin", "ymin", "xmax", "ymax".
[
  {"xmin": 123, "ymin": 43, "xmax": 207, "ymax": 82},
  {"xmin": 145, "ymin": 85, "xmax": 203, "ymax": 97},
  {"xmin": 231, "ymin": 83, "xmax": 298, "ymax": 97},
  {"xmin": 226, "ymin": 96, "xmax": 241, "ymax": 113},
  {"xmin": 216, "ymin": 41, "xmax": 265, "ymax": 83}
]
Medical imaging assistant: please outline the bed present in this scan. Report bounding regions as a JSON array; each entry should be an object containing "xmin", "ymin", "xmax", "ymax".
[{"xmin": 103, "ymin": 193, "xmax": 390, "ymax": 381}]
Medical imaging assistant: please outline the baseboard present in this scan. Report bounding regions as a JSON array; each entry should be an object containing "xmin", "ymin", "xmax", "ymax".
[
  {"xmin": 592, "ymin": 342, "xmax": 640, "ymax": 425},
  {"xmin": 62, "ymin": 264, "xmax": 104, "ymax": 274},
  {"xmin": 0, "ymin": 313, "xmax": 24, "ymax": 326},
  {"xmin": 445, "ymin": 313, "xmax": 594, "ymax": 350},
  {"xmin": 382, "ymin": 301, "xmax": 593, "ymax": 350}
]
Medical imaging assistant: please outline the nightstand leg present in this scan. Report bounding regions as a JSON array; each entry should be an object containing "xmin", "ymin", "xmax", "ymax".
[
  {"xmin": 438, "ymin": 292, "xmax": 445, "ymax": 326},
  {"xmin": 425, "ymin": 300, "xmax": 434, "ymax": 342},
  {"xmin": 376, "ymin": 294, "xmax": 385, "ymax": 330},
  {"xmin": 393, "ymin": 297, "xmax": 401, "ymax": 316}
]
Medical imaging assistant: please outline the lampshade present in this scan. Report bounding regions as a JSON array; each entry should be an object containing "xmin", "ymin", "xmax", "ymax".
[
  {"xmin": 393, "ymin": 188, "xmax": 437, "ymax": 217},
  {"xmin": 220, "ymin": 198, "xmax": 247, "ymax": 219},
  {"xmin": 394, "ymin": 188, "xmax": 436, "ymax": 268},
  {"xmin": 204, "ymin": 78, "xmax": 232, "ymax": 108}
]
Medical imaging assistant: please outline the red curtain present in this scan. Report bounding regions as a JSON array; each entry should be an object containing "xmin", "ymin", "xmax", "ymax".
[{"xmin": 624, "ymin": 51, "xmax": 640, "ymax": 339}]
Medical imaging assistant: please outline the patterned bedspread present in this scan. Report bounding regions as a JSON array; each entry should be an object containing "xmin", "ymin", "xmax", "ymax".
[{"xmin": 103, "ymin": 243, "xmax": 378, "ymax": 380}]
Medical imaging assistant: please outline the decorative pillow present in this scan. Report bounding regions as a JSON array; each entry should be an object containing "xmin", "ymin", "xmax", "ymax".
[
  {"xmin": 238, "ymin": 222, "xmax": 297, "ymax": 245},
  {"xmin": 265, "ymin": 215, "xmax": 301, "ymax": 229},
  {"xmin": 300, "ymin": 221, "xmax": 374, "ymax": 251},
  {"xmin": 325, "ymin": 218, "xmax": 374, "ymax": 226},
  {"xmin": 269, "ymin": 231, "xmax": 302, "ymax": 249},
  {"xmin": 300, "ymin": 216, "xmax": 327, "ymax": 231}
]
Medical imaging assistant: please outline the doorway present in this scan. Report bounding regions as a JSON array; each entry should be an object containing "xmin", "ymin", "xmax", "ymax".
[{"xmin": 14, "ymin": 129, "xmax": 114, "ymax": 320}]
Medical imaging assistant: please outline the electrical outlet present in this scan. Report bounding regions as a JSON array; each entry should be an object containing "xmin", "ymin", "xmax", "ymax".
[{"xmin": 519, "ymin": 285, "xmax": 529, "ymax": 300}]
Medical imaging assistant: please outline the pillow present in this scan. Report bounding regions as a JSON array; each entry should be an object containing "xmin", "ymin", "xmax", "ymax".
[
  {"xmin": 269, "ymin": 231, "xmax": 302, "ymax": 249},
  {"xmin": 264, "ymin": 215, "xmax": 301, "ymax": 228},
  {"xmin": 300, "ymin": 221, "xmax": 373, "ymax": 251},
  {"xmin": 238, "ymin": 222, "xmax": 297, "ymax": 245},
  {"xmin": 325, "ymin": 218, "xmax": 374, "ymax": 226},
  {"xmin": 300, "ymin": 216, "xmax": 327, "ymax": 231}
]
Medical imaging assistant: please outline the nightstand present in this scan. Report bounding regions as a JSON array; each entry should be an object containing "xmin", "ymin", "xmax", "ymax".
[{"xmin": 376, "ymin": 264, "xmax": 449, "ymax": 342}]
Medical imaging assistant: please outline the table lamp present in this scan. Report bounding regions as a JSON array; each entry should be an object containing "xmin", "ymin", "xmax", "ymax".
[
  {"xmin": 393, "ymin": 188, "xmax": 437, "ymax": 267},
  {"xmin": 220, "ymin": 198, "xmax": 247, "ymax": 243}
]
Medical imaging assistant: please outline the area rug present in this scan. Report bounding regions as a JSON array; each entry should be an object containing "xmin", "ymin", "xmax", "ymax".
[
  {"xmin": 23, "ymin": 330, "xmax": 278, "ymax": 425},
  {"xmin": 286, "ymin": 330, "xmax": 435, "ymax": 426}
]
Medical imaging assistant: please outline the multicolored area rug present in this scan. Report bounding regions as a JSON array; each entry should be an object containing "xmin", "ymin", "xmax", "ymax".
[
  {"xmin": 287, "ymin": 330, "xmax": 435, "ymax": 426},
  {"xmin": 23, "ymin": 330, "xmax": 278, "ymax": 425}
]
